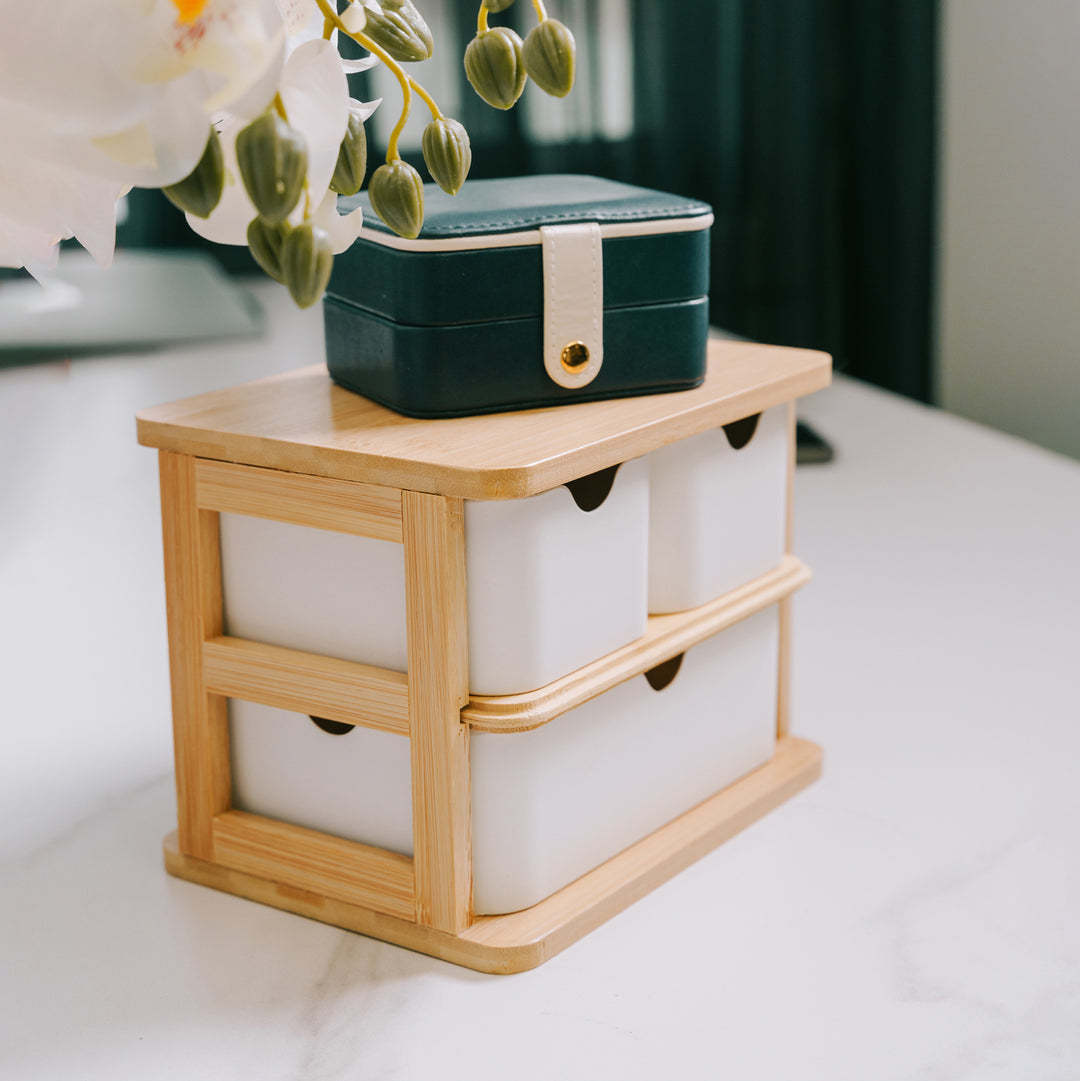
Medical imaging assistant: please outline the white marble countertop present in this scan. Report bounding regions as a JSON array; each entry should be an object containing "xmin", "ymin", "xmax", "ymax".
[{"xmin": 2, "ymin": 280, "xmax": 1079, "ymax": 1079}]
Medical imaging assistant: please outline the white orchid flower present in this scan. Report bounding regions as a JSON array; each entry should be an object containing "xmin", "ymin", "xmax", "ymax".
[{"xmin": 0, "ymin": 0, "xmax": 287, "ymax": 272}]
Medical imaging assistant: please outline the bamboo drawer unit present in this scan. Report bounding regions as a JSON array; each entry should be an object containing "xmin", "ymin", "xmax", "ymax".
[{"xmin": 137, "ymin": 337, "xmax": 831, "ymax": 974}]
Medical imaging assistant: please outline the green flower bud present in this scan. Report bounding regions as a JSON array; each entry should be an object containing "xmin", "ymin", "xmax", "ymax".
[
  {"xmin": 235, "ymin": 110, "xmax": 308, "ymax": 224},
  {"xmin": 362, "ymin": 0, "xmax": 433, "ymax": 63},
  {"xmin": 482, "ymin": 0, "xmax": 515, "ymax": 11},
  {"xmin": 162, "ymin": 126, "xmax": 224, "ymax": 219},
  {"xmin": 523, "ymin": 19, "xmax": 576, "ymax": 98},
  {"xmin": 368, "ymin": 160, "xmax": 425, "ymax": 239},
  {"xmin": 421, "ymin": 117, "xmax": 471, "ymax": 195},
  {"xmin": 246, "ymin": 216, "xmax": 292, "ymax": 284},
  {"xmin": 281, "ymin": 222, "xmax": 334, "ymax": 309},
  {"xmin": 464, "ymin": 26, "xmax": 526, "ymax": 110},
  {"xmin": 329, "ymin": 105, "xmax": 368, "ymax": 196}
]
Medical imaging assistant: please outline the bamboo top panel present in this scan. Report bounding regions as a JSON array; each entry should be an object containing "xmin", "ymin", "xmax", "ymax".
[{"xmin": 137, "ymin": 340, "xmax": 831, "ymax": 500}]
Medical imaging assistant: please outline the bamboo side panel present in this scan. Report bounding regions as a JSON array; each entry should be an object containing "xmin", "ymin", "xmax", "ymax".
[
  {"xmin": 211, "ymin": 810, "xmax": 415, "ymax": 921},
  {"xmin": 202, "ymin": 636, "xmax": 409, "ymax": 736},
  {"xmin": 465, "ymin": 555, "xmax": 811, "ymax": 733},
  {"xmin": 165, "ymin": 737, "xmax": 823, "ymax": 974},
  {"xmin": 158, "ymin": 451, "xmax": 230, "ymax": 859},
  {"xmin": 402, "ymin": 491, "xmax": 472, "ymax": 933},
  {"xmin": 194, "ymin": 458, "xmax": 403, "ymax": 542}
]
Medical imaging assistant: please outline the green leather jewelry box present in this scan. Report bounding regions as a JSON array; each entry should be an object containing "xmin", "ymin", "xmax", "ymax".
[{"xmin": 324, "ymin": 175, "xmax": 712, "ymax": 418}]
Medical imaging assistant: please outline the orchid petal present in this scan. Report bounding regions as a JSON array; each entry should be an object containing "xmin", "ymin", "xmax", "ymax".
[
  {"xmin": 311, "ymin": 190, "xmax": 362, "ymax": 254},
  {"xmin": 184, "ymin": 116, "xmax": 255, "ymax": 245},
  {"xmin": 279, "ymin": 39, "xmax": 349, "ymax": 205},
  {"xmin": 346, "ymin": 96, "xmax": 382, "ymax": 122},
  {"xmin": 340, "ymin": 55, "xmax": 379, "ymax": 74}
]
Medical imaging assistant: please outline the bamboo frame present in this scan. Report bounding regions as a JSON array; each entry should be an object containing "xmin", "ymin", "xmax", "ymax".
[
  {"xmin": 150, "ymin": 349, "xmax": 829, "ymax": 970},
  {"xmin": 137, "ymin": 341, "xmax": 831, "ymax": 500},
  {"xmin": 402, "ymin": 491, "xmax": 472, "ymax": 933},
  {"xmin": 202, "ymin": 637, "xmax": 409, "ymax": 736},
  {"xmin": 159, "ymin": 451, "xmax": 230, "ymax": 859},
  {"xmin": 211, "ymin": 810, "xmax": 414, "ymax": 920},
  {"xmin": 194, "ymin": 458, "xmax": 402, "ymax": 541},
  {"xmin": 166, "ymin": 735, "xmax": 822, "ymax": 974}
]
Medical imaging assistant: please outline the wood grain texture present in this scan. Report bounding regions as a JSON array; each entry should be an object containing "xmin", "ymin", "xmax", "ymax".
[
  {"xmin": 402, "ymin": 491, "xmax": 472, "ymax": 932},
  {"xmin": 211, "ymin": 810, "xmax": 414, "ymax": 921},
  {"xmin": 158, "ymin": 452, "xmax": 230, "ymax": 859},
  {"xmin": 136, "ymin": 341, "xmax": 832, "ymax": 500},
  {"xmin": 164, "ymin": 736, "xmax": 822, "ymax": 974},
  {"xmin": 202, "ymin": 636, "xmax": 409, "ymax": 736},
  {"xmin": 464, "ymin": 555, "xmax": 811, "ymax": 733},
  {"xmin": 194, "ymin": 458, "xmax": 402, "ymax": 542}
]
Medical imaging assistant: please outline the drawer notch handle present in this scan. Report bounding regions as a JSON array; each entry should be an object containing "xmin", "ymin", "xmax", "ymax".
[
  {"xmin": 722, "ymin": 413, "xmax": 761, "ymax": 450},
  {"xmin": 563, "ymin": 463, "xmax": 621, "ymax": 512},
  {"xmin": 310, "ymin": 715, "xmax": 357, "ymax": 735},
  {"xmin": 644, "ymin": 653, "xmax": 684, "ymax": 691}
]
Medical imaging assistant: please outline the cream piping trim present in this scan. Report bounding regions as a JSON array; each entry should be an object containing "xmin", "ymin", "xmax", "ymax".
[{"xmin": 357, "ymin": 212, "xmax": 714, "ymax": 253}]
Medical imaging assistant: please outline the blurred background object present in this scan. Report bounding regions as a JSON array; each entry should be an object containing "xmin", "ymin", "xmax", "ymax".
[
  {"xmin": 937, "ymin": 0, "xmax": 1080, "ymax": 461},
  {"xmin": 0, "ymin": 251, "xmax": 262, "ymax": 369}
]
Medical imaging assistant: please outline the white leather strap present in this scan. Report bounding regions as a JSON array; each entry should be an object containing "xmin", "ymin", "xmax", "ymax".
[{"xmin": 540, "ymin": 222, "xmax": 603, "ymax": 389}]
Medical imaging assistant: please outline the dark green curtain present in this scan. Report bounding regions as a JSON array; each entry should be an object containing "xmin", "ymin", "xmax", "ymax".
[{"xmin": 418, "ymin": 0, "xmax": 940, "ymax": 401}]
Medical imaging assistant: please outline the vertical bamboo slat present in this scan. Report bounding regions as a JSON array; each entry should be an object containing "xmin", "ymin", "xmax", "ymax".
[
  {"xmin": 158, "ymin": 451, "xmax": 230, "ymax": 858},
  {"xmin": 403, "ymin": 491, "xmax": 472, "ymax": 932}
]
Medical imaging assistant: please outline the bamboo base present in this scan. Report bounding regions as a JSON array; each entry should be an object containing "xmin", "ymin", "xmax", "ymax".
[{"xmin": 164, "ymin": 735, "xmax": 822, "ymax": 974}]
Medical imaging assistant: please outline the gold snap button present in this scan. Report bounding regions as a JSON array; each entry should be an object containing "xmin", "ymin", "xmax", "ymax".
[{"xmin": 561, "ymin": 341, "xmax": 590, "ymax": 373}]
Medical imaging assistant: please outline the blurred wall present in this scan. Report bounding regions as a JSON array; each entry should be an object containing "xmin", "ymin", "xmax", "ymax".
[{"xmin": 937, "ymin": 0, "xmax": 1080, "ymax": 459}]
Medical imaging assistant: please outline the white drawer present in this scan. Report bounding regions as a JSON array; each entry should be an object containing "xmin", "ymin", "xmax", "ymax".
[
  {"xmin": 226, "ymin": 605, "xmax": 779, "ymax": 915},
  {"xmin": 219, "ymin": 456, "xmax": 649, "ymax": 696},
  {"xmin": 470, "ymin": 605, "xmax": 780, "ymax": 914},
  {"xmin": 648, "ymin": 406, "xmax": 789, "ymax": 613},
  {"xmin": 228, "ymin": 699, "xmax": 414, "ymax": 856}
]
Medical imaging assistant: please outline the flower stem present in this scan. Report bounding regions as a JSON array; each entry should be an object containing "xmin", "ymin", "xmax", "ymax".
[
  {"xmin": 312, "ymin": 0, "xmax": 413, "ymax": 162},
  {"xmin": 477, "ymin": 4, "xmax": 488, "ymax": 33},
  {"xmin": 409, "ymin": 76, "xmax": 442, "ymax": 121},
  {"xmin": 531, "ymin": 0, "xmax": 548, "ymax": 20}
]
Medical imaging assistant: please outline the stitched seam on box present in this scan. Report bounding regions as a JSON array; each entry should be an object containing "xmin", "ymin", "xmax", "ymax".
[{"xmin": 417, "ymin": 206, "xmax": 712, "ymax": 236}]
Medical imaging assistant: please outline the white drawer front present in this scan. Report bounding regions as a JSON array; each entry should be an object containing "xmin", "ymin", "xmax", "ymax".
[
  {"xmin": 229, "ymin": 699, "xmax": 414, "ymax": 856},
  {"xmin": 219, "ymin": 455, "xmax": 649, "ymax": 696},
  {"xmin": 648, "ymin": 406, "xmax": 788, "ymax": 613},
  {"xmin": 470, "ymin": 605, "xmax": 780, "ymax": 915},
  {"xmin": 463, "ymin": 455, "xmax": 648, "ymax": 695}
]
